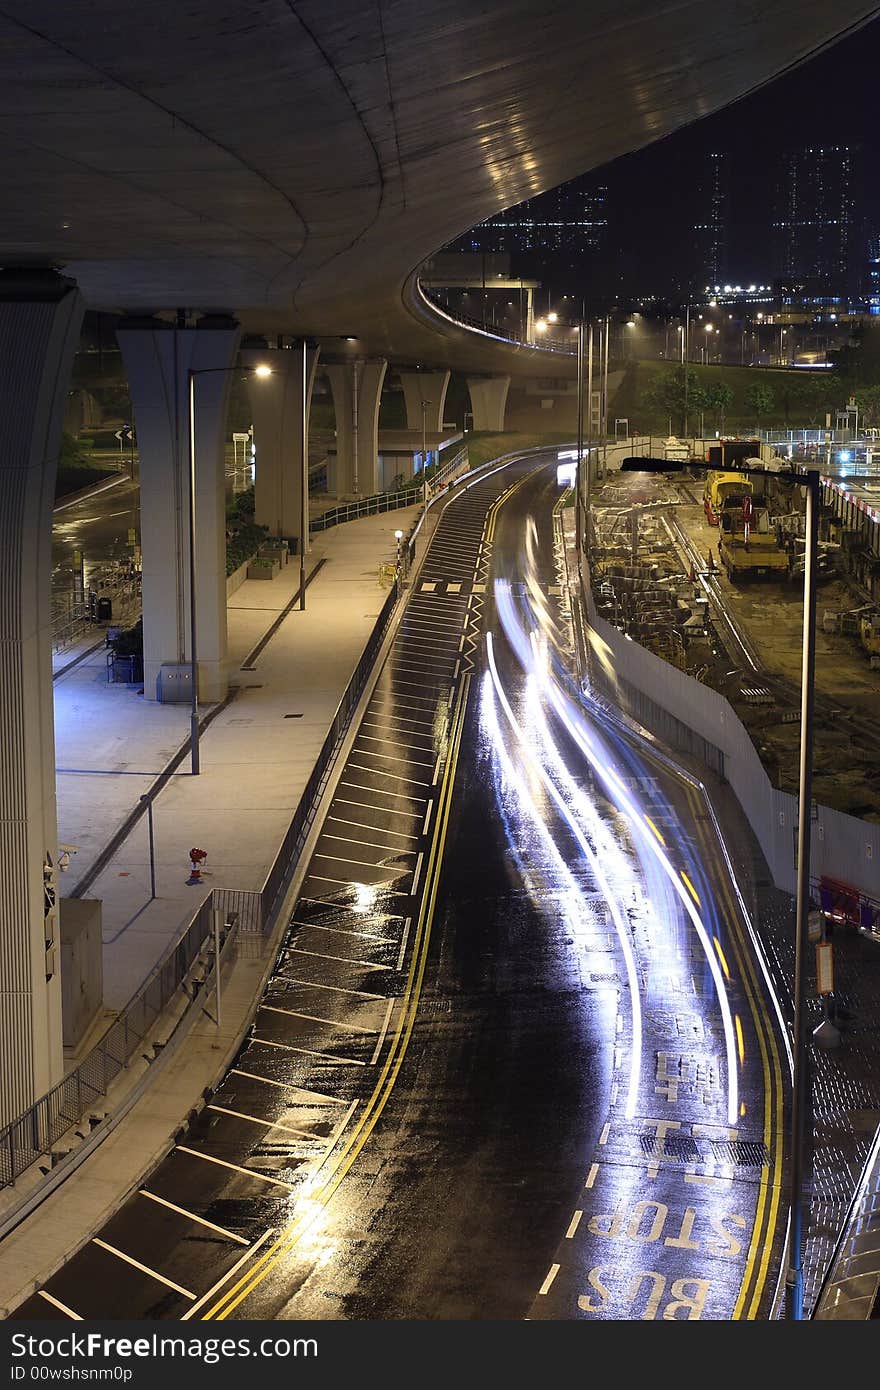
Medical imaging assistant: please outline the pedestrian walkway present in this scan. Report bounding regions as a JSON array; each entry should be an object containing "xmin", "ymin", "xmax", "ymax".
[
  {"xmin": 0, "ymin": 500, "xmax": 428, "ymax": 1315},
  {"xmin": 54, "ymin": 505, "xmax": 423, "ymax": 1024}
]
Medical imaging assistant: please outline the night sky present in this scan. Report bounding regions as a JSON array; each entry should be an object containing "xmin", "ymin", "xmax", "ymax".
[{"xmin": 527, "ymin": 14, "xmax": 879, "ymax": 303}]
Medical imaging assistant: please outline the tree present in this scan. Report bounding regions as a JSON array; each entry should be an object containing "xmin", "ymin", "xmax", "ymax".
[
  {"xmin": 744, "ymin": 383, "xmax": 774, "ymax": 431},
  {"xmin": 705, "ymin": 381, "xmax": 734, "ymax": 433},
  {"xmin": 853, "ymin": 384, "xmax": 880, "ymax": 430},
  {"xmin": 790, "ymin": 373, "xmax": 842, "ymax": 428},
  {"xmin": 641, "ymin": 366, "xmax": 706, "ymax": 436}
]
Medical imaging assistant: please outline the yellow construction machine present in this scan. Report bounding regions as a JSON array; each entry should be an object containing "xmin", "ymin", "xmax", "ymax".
[
  {"xmin": 703, "ymin": 470, "xmax": 753, "ymax": 526},
  {"xmin": 718, "ymin": 499, "xmax": 789, "ymax": 579}
]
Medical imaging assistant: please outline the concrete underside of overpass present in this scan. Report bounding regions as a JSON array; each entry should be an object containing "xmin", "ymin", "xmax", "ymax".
[
  {"xmin": 2, "ymin": 0, "xmax": 879, "ymax": 1126},
  {"xmin": 1, "ymin": 1, "xmax": 878, "ymax": 373}
]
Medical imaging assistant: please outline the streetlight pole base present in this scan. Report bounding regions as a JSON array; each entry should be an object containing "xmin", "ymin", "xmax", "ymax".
[{"xmin": 812, "ymin": 1017, "xmax": 841, "ymax": 1049}]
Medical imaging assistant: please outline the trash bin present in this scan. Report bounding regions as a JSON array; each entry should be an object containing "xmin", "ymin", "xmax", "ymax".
[{"xmin": 96, "ymin": 596, "xmax": 112, "ymax": 621}]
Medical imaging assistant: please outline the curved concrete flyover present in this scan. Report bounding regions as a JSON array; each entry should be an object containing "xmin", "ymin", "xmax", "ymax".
[
  {"xmin": 2, "ymin": 0, "xmax": 879, "ymax": 1135},
  {"xmin": 0, "ymin": 0, "xmax": 877, "ymax": 367}
]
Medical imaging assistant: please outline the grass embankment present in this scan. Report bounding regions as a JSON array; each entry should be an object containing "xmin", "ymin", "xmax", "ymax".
[
  {"xmin": 613, "ymin": 360, "xmax": 828, "ymax": 436},
  {"xmin": 55, "ymin": 463, "xmax": 119, "ymax": 500},
  {"xmin": 464, "ymin": 430, "xmax": 572, "ymax": 471}
]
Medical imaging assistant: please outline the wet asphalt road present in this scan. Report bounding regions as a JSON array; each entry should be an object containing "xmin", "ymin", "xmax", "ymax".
[{"xmin": 15, "ymin": 453, "xmax": 789, "ymax": 1321}]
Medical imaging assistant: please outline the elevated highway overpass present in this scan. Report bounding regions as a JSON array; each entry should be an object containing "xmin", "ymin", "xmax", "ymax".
[{"xmin": 2, "ymin": 0, "xmax": 878, "ymax": 1135}]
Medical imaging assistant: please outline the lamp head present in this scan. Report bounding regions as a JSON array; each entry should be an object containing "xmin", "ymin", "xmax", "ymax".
[{"xmin": 253, "ymin": 364, "xmax": 273, "ymax": 378}]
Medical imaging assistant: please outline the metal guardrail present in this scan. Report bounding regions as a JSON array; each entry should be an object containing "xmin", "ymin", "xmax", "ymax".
[
  {"xmin": 310, "ymin": 486, "xmax": 426, "ymax": 532},
  {"xmin": 0, "ymin": 564, "xmax": 403, "ymax": 1193},
  {"xmin": 259, "ymin": 582, "xmax": 399, "ymax": 928},
  {"xmin": 0, "ymin": 894, "xmax": 223, "ymax": 1189}
]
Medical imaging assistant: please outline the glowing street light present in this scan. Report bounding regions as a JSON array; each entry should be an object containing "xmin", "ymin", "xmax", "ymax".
[{"xmin": 187, "ymin": 361, "xmax": 272, "ymax": 774}]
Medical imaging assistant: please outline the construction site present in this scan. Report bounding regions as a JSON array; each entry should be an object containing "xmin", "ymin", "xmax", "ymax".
[{"xmin": 588, "ymin": 458, "xmax": 880, "ymax": 822}]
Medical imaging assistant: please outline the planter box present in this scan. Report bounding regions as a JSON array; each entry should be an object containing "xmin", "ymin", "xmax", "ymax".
[{"xmin": 247, "ymin": 559, "xmax": 280, "ymax": 580}]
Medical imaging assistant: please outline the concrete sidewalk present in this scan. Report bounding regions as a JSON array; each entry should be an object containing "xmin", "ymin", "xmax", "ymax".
[
  {"xmin": 54, "ymin": 504, "xmax": 422, "ymax": 1030},
  {"xmin": 0, "ymin": 500, "xmax": 431, "ymax": 1314}
]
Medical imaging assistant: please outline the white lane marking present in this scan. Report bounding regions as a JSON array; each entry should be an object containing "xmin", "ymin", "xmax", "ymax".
[
  {"xmin": 345, "ymin": 762, "xmax": 432, "ymax": 788},
  {"xmin": 453, "ymin": 659, "xmax": 460, "ymax": 680},
  {"xmin": 447, "ymin": 582, "xmax": 462, "ymax": 593},
  {"xmin": 313, "ymin": 852, "xmax": 407, "ymax": 874},
  {"xmin": 584, "ymin": 1163, "xmax": 599, "ymax": 1189},
  {"xmin": 599, "ymin": 1123, "xmax": 610, "ymax": 1146},
  {"xmin": 300, "ymin": 872, "xmax": 407, "ymax": 895},
  {"xmin": 297, "ymin": 898, "xmax": 404, "ymax": 921},
  {"xmin": 37, "ymin": 1290, "xmax": 82, "ymax": 1319},
  {"xmin": 473, "ymin": 583, "xmax": 486, "ymax": 594},
  {"xmin": 175, "ymin": 1145, "xmax": 298, "ymax": 1189},
  {"xmin": 352, "ymin": 742, "xmax": 435, "ymax": 768},
  {"xmin": 421, "ymin": 801, "xmax": 433, "ymax": 838},
  {"xmin": 181, "ymin": 1228, "xmax": 276, "ymax": 1321},
  {"xmin": 92, "ymin": 1239, "xmax": 196, "ymax": 1299},
  {"xmin": 231, "ymin": 1069, "xmax": 346, "ymax": 1104},
  {"xmin": 275, "ymin": 974, "xmax": 386, "ymax": 1000},
  {"xmin": 207, "ymin": 1103, "xmax": 323, "ymax": 1140},
  {"xmin": 338, "ymin": 781, "xmax": 427, "ymax": 804},
  {"xmin": 360, "ymin": 710, "xmax": 436, "ymax": 732},
  {"xmin": 329, "ymin": 1097, "xmax": 359, "ymax": 1140},
  {"xmin": 378, "ymin": 693, "xmax": 437, "ymax": 713},
  {"xmin": 260, "ymin": 1005, "xmax": 378, "ymax": 1034},
  {"xmin": 432, "ymin": 756, "xmax": 441, "ymax": 783},
  {"xmin": 420, "ymin": 582, "xmax": 437, "ymax": 591},
  {"xmin": 326, "ymin": 813, "xmax": 420, "ymax": 842},
  {"xmin": 549, "ymin": 585, "xmax": 561, "ymax": 595},
  {"xmin": 250, "ymin": 1037, "xmax": 366, "ymax": 1066},
  {"xmin": 613, "ymin": 1046, "xmax": 621, "ymax": 1070},
  {"xmin": 565, "ymin": 1210, "xmax": 583, "ymax": 1240},
  {"xmin": 330, "ymin": 796, "xmax": 422, "ymax": 821},
  {"xmin": 285, "ymin": 946, "xmax": 391, "ymax": 970},
  {"xmin": 137, "ymin": 1189, "xmax": 250, "ymax": 1244},
  {"xmin": 390, "ymin": 660, "xmax": 452, "ymax": 677},
  {"xmin": 610, "ymin": 1082, "xmax": 618, "ymax": 1106},
  {"xmin": 538, "ymin": 1264, "xmax": 560, "ymax": 1296},
  {"xmin": 411, "ymin": 851, "xmax": 425, "ymax": 895},
  {"xmin": 290, "ymin": 919, "xmax": 396, "ymax": 945},
  {"xmin": 396, "ymin": 918, "xmax": 412, "ymax": 971},
  {"xmin": 458, "ymin": 634, "xmax": 466, "ymax": 652},
  {"xmin": 322, "ymin": 831, "xmax": 418, "ymax": 855},
  {"xmin": 370, "ymin": 998, "xmax": 396, "ymax": 1065},
  {"xmin": 388, "ymin": 677, "xmax": 448, "ymax": 695}
]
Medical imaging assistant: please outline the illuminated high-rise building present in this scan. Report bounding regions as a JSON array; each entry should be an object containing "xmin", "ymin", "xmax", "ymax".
[
  {"xmin": 773, "ymin": 145, "xmax": 863, "ymax": 298},
  {"xmin": 692, "ymin": 152, "xmax": 728, "ymax": 292}
]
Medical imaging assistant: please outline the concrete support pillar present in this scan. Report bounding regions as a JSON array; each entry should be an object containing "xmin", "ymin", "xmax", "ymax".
[
  {"xmin": 325, "ymin": 358, "xmax": 387, "ymax": 497},
  {"xmin": 525, "ymin": 287, "xmax": 535, "ymax": 344},
  {"xmin": 117, "ymin": 315, "xmax": 241, "ymax": 703},
  {"xmin": 398, "ymin": 369, "xmax": 450, "ymax": 433},
  {"xmin": 0, "ymin": 268, "xmax": 84, "ymax": 1124},
  {"xmin": 242, "ymin": 340, "xmax": 320, "ymax": 554},
  {"xmin": 467, "ymin": 375, "xmax": 511, "ymax": 432}
]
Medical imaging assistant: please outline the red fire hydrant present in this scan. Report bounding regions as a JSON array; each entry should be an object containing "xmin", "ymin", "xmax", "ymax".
[{"xmin": 188, "ymin": 847, "xmax": 208, "ymax": 884}]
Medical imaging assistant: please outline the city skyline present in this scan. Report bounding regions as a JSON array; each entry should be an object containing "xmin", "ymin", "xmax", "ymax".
[{"xmin": 449, "ymin": 14, "xmax": 877, "ymax": 308}]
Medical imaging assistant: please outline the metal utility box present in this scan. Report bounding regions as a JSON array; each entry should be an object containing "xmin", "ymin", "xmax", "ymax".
[{"xmin": 156, "ymin": 663, "xmax": 193, "ymax": 703}]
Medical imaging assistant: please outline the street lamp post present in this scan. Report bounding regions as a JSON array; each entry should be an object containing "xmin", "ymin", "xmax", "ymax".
[
  {"xmin": 187, "ymin": 361, "xmax": 272, "ymax": 775},
  {"xmin": 420, "ymin": 397, "xmax": 431, "ymax": 513},
  {"xmin": 394, "ymin": 527, "xmax": 404, "ymax": 577},
  {"xmin": 576, "ymin": 317, "xmax": 584, "ymax": 554}
]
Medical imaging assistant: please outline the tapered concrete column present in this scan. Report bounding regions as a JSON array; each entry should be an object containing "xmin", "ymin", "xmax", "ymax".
[
  {"xmin": 117, "ymin": 316, "xmax": 241, "ymax": 703},
  {"xmin": 0, "ymin": 269, "xmax": 84, "ymax": 1124},
  {"xmin": 325, "ymin": 358, "xmax": 387, "ymax": 496},
  {"xmin": 242, "ymin": 341, "xmax": 320, "ymax": 554},
  {"xmin": 467, "ymin": 375, "xmax": 510, "ymax": 431},
  {"xmin": 398, "ymin": 369, "xmax": 450, "ymax": 432}
]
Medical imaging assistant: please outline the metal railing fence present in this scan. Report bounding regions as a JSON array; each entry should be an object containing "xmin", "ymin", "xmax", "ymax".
[
  {"xmin": 0, "ymin": 894, "xmax": 221, "ymax": 1189},
  {"xmin": 259, "ymin": 582, "xmax": 399, "ymax": 928}
]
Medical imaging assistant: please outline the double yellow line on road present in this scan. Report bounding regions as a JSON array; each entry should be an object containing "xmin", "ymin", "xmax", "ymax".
[
  {"xmin": 677, "ymin": 776, "xmax": 786, "ymax": 1319},
  {"xmin": 201, "ymin": 672, "xmax": 472, "ymax": 1319}
]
